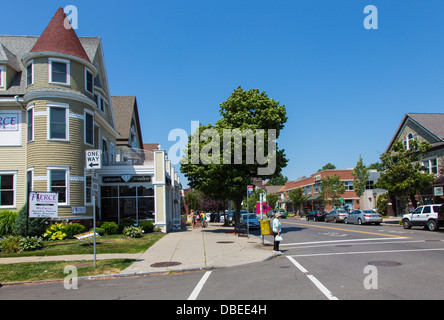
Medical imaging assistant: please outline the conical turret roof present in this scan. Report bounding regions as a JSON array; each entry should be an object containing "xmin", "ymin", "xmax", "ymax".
[{"xmin": 30, "ymin": 7, "xmax": 90, "ymax": 62}]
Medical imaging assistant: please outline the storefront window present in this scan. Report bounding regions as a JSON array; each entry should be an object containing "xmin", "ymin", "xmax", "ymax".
[{"xmin": 100, "ymin": 184, "xmax": 154, "ymax": 223}]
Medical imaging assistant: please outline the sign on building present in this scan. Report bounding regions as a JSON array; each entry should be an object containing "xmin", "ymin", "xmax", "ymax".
[
  {"xmin": 86, "ymin": 149, "xmax": 102, "ymax": 170},
  {"xmin": 29, "ymin": 192, "xmax": 58, "ymax": 218}
]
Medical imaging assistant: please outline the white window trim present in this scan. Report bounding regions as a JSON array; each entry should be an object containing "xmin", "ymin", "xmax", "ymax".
[
  {"xmin": 84, "ymin": 67, "xmax": 94, "ymax": 94},
  {"xmin": 26, "ymin": 60, "xmax": 34, "ymax": 87},
  {"xmin": 27, "ymin": 167, "xmax": 34, "ymax": 193},
  {"xmin": 27, "ymin": 105, "xmax": 35, "ymax": 142},
  {"xmin": 48, "ymin": 58, "xmax": 71, "ymax": 86},
  {"xmin": 47, "ymin": 166, "xmax": 70, "ymax": 206},
  {"xmin": 0, "ymin": 170, "xmax": 17, "ymax": 209},
  {"xmin": 102, "ymin": 136, "xmax": 109, "ymax": 166},
  {"xmin": 344, "ymin": 180, "xmax": 354, "ymax": 191},
  {"xmin": 47, "ymin": 103, "xmax": 70, "ymax": 141},
  {"xmin": 422, "ymin": 157, "xmax": 438, "ymax": 175},
  {"xmin": 84, "ymin": 109, "xmax": 94, "ymax": 146},
  {"xmin": 0, "ymin": 65, "xmax": 5, "ymax": 88},
  {"xmin": 84, "ymin": 171, "xmax": 93, "ymax": 206}
]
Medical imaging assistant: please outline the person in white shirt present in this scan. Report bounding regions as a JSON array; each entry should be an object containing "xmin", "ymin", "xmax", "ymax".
[{"xmin": 272, "ymin": 213, "xmax": 282, "ymax": 253}]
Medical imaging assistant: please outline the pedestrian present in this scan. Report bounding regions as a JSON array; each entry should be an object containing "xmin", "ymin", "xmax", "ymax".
[
  {"xmin": 273, "ymin": 212, "xmax": 282, "ymax": 253},
  {"xmin": 190, "ymin": 210, "xmax": 195, "ymax": 229}
]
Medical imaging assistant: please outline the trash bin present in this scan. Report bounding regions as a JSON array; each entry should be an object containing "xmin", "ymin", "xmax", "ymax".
[{"xmin": 260, "ymin": 219, "xmax": 273, "ymax": 235}]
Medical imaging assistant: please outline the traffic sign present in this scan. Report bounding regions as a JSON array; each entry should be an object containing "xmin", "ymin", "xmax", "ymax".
[
  {"xmin": 86, "ymin": 149, "xmax": 101, "ymax": 170},
  {"xmin": 247, "ymin": 185, "xmax": 253, "ymax": 196}
]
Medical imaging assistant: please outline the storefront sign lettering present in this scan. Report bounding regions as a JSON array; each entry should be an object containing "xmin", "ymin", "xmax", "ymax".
[
  {"xmin": 0, "ymin": 113, "xmax": 18, "ymax": 131},
  {"xmin": 102, "ymin": 175, "xmax": 152, "ymax": 183}
]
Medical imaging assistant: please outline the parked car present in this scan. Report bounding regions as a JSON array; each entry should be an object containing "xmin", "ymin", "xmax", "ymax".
[
  {"xmin": 325, "ymin": 210, "xmax": 348, "ymax": 223},
  {"xmin": 241, "ymin": 213, "xmax": 260, "ymax": 229},
  {"xmin": 345, "ymin": 210, "xmax": 383, "ymax": 225},
  {"xmin": 402, "ymin": 204, "xmax": 444, "ymax": 231},
  {"xmin": 267, "ymin": 209, "xmax": 287, "ymax": 219},
  {"xmin": 305, "ymin": 210, "xmax": 326, "ymax": 221}
]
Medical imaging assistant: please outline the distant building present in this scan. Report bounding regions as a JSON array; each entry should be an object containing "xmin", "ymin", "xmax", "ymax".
[
  {"xmin": 277, "ymin": 169, "xmax": 383, "ymax": 212},
  {"xmin": 385, "ymin": 113, "xmax": 444, "ymax": 215}
]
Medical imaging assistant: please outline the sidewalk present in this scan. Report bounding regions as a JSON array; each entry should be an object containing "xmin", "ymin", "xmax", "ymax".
[
  {"xmin": 120, "ymin": 223, "xmax": 276, "ymax": 274},
  {"xmin": 0, "ymin": 223, "xmax": 277, "ymax": 277}
]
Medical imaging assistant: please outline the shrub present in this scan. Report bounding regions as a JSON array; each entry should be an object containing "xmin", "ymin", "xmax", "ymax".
[
  {"xmin": 123, "ymin": 225, "xmax": 143, "ymax": 238},
  {"xmin": 138, "ymin": 220, "xmax": 154, "ymax": 233},
  {"xmin": 0, "ymin": 210, "xmax": 18, "ymax": 236},
  {"xmin": 43, "ymin": 223, "xmax": 67, "ymax": 240},
  {"xmin": 13, "ymin": 203, "xmax": 49, "ymax": 237},
  {"xmin": 19, "ymin": 236, "xmax": 43, "ymax": 251},
  {"xmin": 0, "ymin": 235, "xmax": 21, "ymax": 253},
  {"xmin": 101, "ymin": 221, "xmax": 118, "ymax": 235},
  {"xmin": 118, "ymin": 219, "xmax": 135, "ymax": 234},
  {"xmin": 64, "ymin": 223, "xmax": 85, "ymax": 238}
]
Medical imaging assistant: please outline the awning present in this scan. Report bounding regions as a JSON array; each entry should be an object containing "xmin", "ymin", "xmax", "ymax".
[{"xmin": 306, "ymin": 194, "xmax": 322, "ymax": 201}]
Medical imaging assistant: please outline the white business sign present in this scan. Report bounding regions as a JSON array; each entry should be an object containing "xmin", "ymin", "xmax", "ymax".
[
  {"xmin": 86, "ymin": 149, "xmax": 102, "ymax": 170},
  {"xmin": 29, "ymin": 192, "xmax": 58, "ymax": 218}
]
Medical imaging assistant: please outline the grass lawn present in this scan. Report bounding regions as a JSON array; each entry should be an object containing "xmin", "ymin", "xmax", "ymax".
[
  {"xmin": 0, "ymin": 232, "xmax": 165, "ymax": 258},
  {"xmin": 0, "ymin": 233, "xmax": 165, "ymax": 283},
  {"xmin": 0, "ymin": 259, "xmax": 136, "ymax": 283}
]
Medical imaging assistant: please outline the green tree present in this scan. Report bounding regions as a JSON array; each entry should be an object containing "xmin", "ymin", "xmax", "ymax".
[
  {"xmin": 267, "ymin": 173, "xmax": 288, "ymax": 186},
  {"xmin": 287, "ymin": 188, "xmax": 306, "ymax": 213},
  {"xmin": 352, "ymin": 155, "xmax": 369, "ymax": 198},
  {"xmin": 376, "ymin": 139, "xmax": 436, "ymax": 214},
  {"xmin": 318, "ymin": 163, "xmax": 336, "ymax": 172},
  {"xmin": 181, "ymin": 87, "xmax": 288, "ymax": 224},
  {"xmin": 320, "ymin": 174, "xmax": 345, "ymax": 208},
  {"xmin": 266, "ymin": 193, "xmax": 279, "ymax": 210}
]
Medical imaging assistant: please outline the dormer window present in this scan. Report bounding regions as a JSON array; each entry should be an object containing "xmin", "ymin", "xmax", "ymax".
[
  {"xmin": 49, "ymin": 58, "xmax": 70, "ymax": 85},
  {"xmin": 26, "ymin": 61, "xmax": 34, "ymax": 86},
  {"xmin": 0, "ymin": 66, "xmax": 4, "ymax": 88}
]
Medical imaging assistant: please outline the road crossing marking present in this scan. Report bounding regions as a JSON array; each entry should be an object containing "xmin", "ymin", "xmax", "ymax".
[
  {"xmin": 289, "ymin": 247, "xmax": 444, "ymax": 258},
  {"xmin": 283, "ymin": 221, "xmax": 411, "ymax": 238},
  {"xmin": 286, "ymin": 256, "xmax": 338, "ymax": 300},
  {"xmin": 187, "ymin": 271, "xmax": 212, "ymax": 300},
  {"xmin": 280, "ymin": 237, "xmax": 410, "ymax": 247}
]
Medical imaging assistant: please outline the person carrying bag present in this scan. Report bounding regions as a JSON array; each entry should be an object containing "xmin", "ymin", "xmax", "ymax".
[{"xmin": 273, "ymin": 212, "xmax": 282, "ymax": 253}]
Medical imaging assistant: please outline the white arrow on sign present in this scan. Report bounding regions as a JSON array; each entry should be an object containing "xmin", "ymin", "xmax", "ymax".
[{"xmin": 86, "ymin": 149, "xmax": 102, "ymax": 170}]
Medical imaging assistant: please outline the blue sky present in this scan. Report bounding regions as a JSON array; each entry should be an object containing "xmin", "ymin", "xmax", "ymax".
[{"xmin": 3, "ymin": 1, "xmax": 444, "ymax": 187}]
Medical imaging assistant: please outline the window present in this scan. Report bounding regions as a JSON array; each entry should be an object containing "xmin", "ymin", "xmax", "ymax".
[
  {"xmin": 0, "ymin": 173, "xmax": 15, "ymax": 207},
  {"xmin": 27, "ymin": 107, "xmax": 34, "ymax": 142},
  {"xmin": 49, "ymin": 58, "xmax": 70, "ymax": 85},
  {"xmin": 48, "ymin": 168, "xmax": 68, "ymax": 204},
  {"xmin": 344, "ymin": 181, "xmax": 354, "ymax": 191},
  {"xmin": 85, "ymin": 173, "xmax": 92, "ymax": 205},
  {"xmin": 84, "ymin": 111, "xmax": 94, "ymax": 145},
  {"xmin": 85, "ymin": 68, "xmax": 93, "ymax": 93},
  {"xmin": 0, "ymin": 66, "xmax": 4, "ymax": 88},
  {"xmin": 403, "ymin": 132, "xmax": 417, "ymax": 150},
  {"xmin": 365, "ymin": 180, "xmax": 374, "ymax": 189},
  {"xmin": 423, "ymin": 158, "xmax": 438, "ymax": 175},
  {"xmin": 26, "ymin": 61, "xmax": 34, "ymax": 86},
  {"xmin": 48, "ymin": 104, "xmax": 69, "ymax": 140},
  {"xmin": 102, "ymin": 139, "xmax": 109, "ymax": 166}
]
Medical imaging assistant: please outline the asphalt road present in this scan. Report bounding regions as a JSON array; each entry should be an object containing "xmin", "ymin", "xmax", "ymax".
[{"xmin": 1, "ymin": 218, "xmax": 444, "ymax": 303}]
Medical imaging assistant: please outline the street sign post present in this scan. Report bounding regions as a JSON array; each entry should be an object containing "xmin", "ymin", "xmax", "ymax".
[{"xmin": 86, "ymin": 149, "xmax": 101, "ymax": 267}]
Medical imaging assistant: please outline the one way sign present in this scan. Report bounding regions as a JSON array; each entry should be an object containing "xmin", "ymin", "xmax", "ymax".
[{"xmin": 86, "ymin": 149, "xmax": 102, "ymax": 170}]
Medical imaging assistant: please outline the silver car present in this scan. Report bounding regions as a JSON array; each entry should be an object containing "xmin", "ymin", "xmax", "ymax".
[
  {"xmin": 345, "ymin": 210, "xmax": 383, "ymax": 225},
  {"xmin": 325, "ymin": 210, "xmax": 348, "ymax": 223}
]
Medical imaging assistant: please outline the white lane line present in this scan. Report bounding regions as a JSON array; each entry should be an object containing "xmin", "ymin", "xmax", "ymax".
[
  {"xmin": 307, "ymin": 275, "xmax": 339, "ymax": 300},
  {"xmin": 286, "ymin": 256, "xmax": 338, "ymax": 300},
  {"xmin": 283, "ymin": 239, "xmax": 425, "ymax": 250},
  {"xmin": 290, "ymin": 247, "xmax": 444, "ymax": 258},
  {"xmin": 188, "ymin": 271, "xmax": 212, "ymax": 300},
  {"xmin": 280, "ymin": 237, "xmax": 408, "ymax": 247},
  {"xmin": 287, "ymin": 256, "xmax": 308, "ymax": 273}
]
